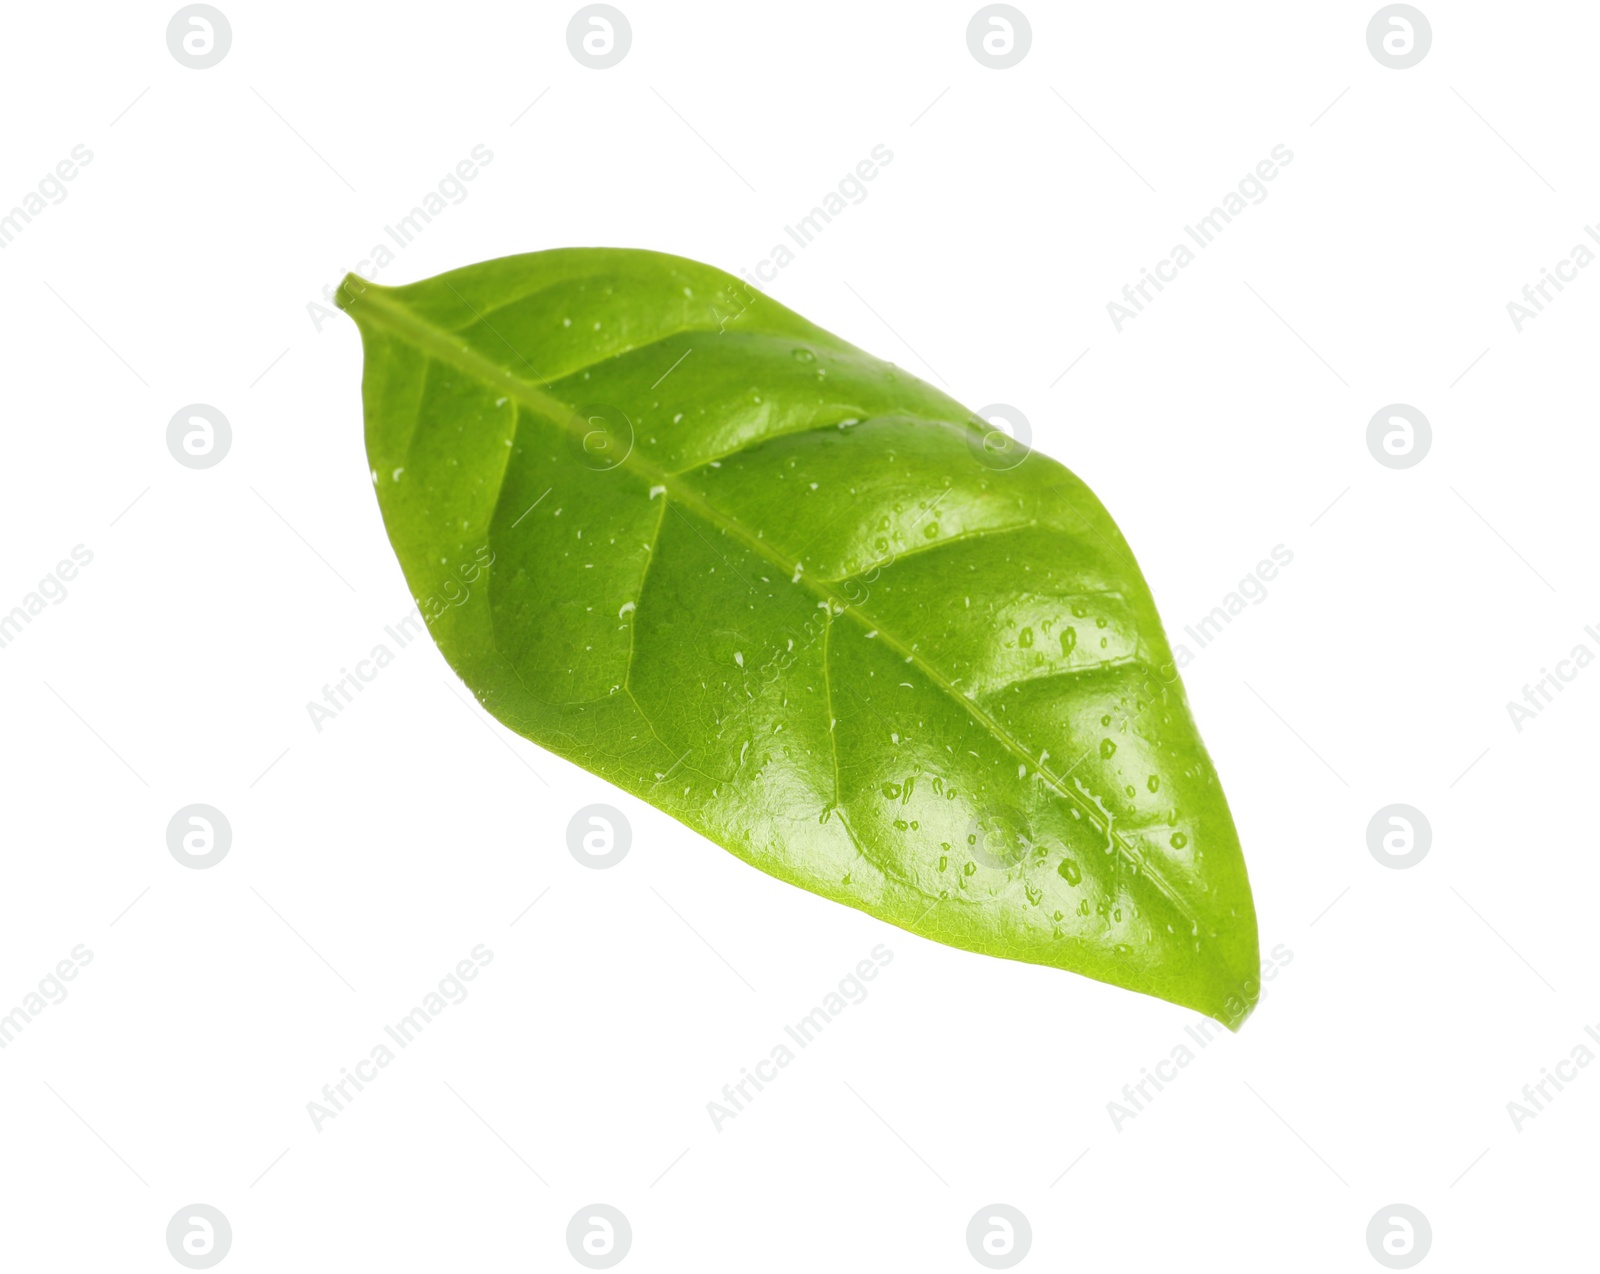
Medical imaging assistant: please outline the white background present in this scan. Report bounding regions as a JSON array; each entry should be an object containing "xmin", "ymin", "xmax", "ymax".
[{"xmin": 1, "ymin": 1, "xmax": 1595, "ymax": 1269}]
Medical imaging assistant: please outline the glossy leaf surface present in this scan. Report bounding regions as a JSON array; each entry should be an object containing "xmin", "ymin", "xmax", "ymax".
[{"xmin": 339, "ymin": 249, "xmax": 1259, "ymax": 1025}]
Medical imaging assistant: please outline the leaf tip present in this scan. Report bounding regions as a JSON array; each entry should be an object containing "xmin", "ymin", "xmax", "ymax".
[
  {"xmin": 335, "ymin": 272, "xmax": 374, "ymax": 315},
  {"xmin": 1206, "ymin": 944, "xmax": 1265, "ymax": 1033}
]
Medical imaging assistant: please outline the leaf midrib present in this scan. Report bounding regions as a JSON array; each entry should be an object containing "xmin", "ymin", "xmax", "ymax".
[{"xmin": 344, "ymin": 278, "xmax": 1209, "ymax": 942}]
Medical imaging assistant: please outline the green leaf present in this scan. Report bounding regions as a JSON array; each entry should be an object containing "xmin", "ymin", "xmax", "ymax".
[{"xmin": 338, "ymin": 249, "xmax": 1260, "ymax": 1027}]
